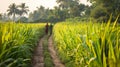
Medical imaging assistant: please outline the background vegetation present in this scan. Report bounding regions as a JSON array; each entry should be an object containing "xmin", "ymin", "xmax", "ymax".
[{"xmin": 0, "ymin": 0, "xmax": 119, "ymax": 23}]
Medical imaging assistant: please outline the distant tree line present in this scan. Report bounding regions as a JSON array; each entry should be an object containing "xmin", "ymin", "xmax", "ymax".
[
  {"xmin": 0, "ymin": 0, "xmax": 90, "ymax": 23},
  {"xmin": 0, "ymin": 0, "xmax": 120, "ymax": 23},
  {"xmin": 29, "ymin": 0, "xmax": 120, "ymax": 22},
  {"xmin": 28, "ymin": 1, "xmax": 90, "ymax": 23},
  {"xmin": 28, "ymin": 0, "xmax": 120, "ymax": 23}
]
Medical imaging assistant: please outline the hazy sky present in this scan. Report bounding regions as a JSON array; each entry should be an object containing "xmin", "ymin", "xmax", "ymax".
[{"xmin": 0, "ymin": 0, "xmax": 91, "ymax": 14}]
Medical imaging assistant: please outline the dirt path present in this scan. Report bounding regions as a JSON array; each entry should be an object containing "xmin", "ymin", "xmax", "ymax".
[
  {"xmin": 32, "ymin": 35, "xmax": 65, "ymax": 67},
  {"xmin": 32, "ymin": 36, "xmax": 45, "ymax": 67},
  {"xmin": 48, "ymin": 35, "xmax": 65, "ymax": 67}
]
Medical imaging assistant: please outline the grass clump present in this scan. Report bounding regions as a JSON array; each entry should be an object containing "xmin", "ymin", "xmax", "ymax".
[{"xmin": 43, "ymin": 36, "xmax": 54, "ymax": 67}]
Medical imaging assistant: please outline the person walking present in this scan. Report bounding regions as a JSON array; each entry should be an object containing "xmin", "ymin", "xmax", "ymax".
[
  {"xmin": 45, "ymin": 22, "xmax": 49, "ymax": 35},
  {"xmin": 49, "ymin": 23, "xmax": 53, "ymax": 35}
]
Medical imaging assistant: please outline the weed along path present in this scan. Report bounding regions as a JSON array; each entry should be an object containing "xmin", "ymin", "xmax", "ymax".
[{"xmin": 32, "ymin": 35, "xmax": 65, "ymax": 67}]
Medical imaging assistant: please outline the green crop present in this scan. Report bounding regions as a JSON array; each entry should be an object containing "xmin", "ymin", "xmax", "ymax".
[
  {"xmin": 53, "ymin": 20, "xmax": 120, "ymax": 67},
  {"xmin": 0, "ymin": 22, "xmax": 45, "ymax": 67}
]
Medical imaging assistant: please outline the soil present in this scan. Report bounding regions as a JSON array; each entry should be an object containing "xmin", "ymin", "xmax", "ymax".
[
  {"xmin": 32, "ymin": 35, "xmax": 65, "ymax": 67},
  {"xmin": 48, "ymin": 36, "xmax": 65, "ymax": 67},
  {"xmin": 32, "ymin": 36, "xmax": 45, "ymax": 67}
]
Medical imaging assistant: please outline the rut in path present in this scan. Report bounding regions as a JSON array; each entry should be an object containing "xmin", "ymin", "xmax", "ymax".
[
  {"xmin": 32, "ymin": 35, "xmax": 65, "ymax": 67},
  {"xmin": 32, "ymin": 36, "xmax": 45, "ymax": 67},
  {"xmin": 48, "ymin": 35, "xmax": 65, "ymax": 67}
]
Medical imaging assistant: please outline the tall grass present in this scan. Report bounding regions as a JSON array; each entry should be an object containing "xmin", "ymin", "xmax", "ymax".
[
  {"xmin": 0, "ymin": 22, "xmax": 45, "ymax": 67},
  {"xmin": 53, "ymin": 21, "xmax": 120, "ymax": 67}
]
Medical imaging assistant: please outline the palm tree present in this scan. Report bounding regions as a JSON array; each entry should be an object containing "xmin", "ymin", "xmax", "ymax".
[
  {"xmin": 7, "ymin": 3, "xmax": 19, "ymax": 21},
  {"xmin": 18, "ymin": 3, "xmax": 29, "ymax": 17}
]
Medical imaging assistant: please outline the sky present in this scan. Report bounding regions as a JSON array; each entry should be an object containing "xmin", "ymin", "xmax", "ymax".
[{"xmin": 0, "ymin": 0, "xmax": 91, "ymax": 14}]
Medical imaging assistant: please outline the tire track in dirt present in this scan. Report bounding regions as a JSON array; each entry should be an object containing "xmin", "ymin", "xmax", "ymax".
[
  {"xmin": 48, "ymin": 35, "xmax": 65, "ymax": 67},
  {"xmin": 32, "ymin": 36, "xmax": 45, "ymax": 67}
]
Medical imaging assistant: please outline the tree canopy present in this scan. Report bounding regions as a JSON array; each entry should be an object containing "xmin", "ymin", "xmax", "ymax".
[
  {"xmin": 6, "ymin": 3, "xmax": 29, "ymax": 22},
  {"xmin": 89, "ymin": 0, "xmax": 120, "ymax": 22},
  {"xmin": 7, "ymin": 3, "xmax": 19, "ymax": 21},
  {"xmin": 27, "ymin": 0, "xmax": 91, "ymax": 22},
  {"xmin": 1, "ymin": 0, "xmax": 120, "ymax": 23}
]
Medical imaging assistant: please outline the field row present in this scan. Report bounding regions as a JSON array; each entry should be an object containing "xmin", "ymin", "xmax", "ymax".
[
  {"xmin": 0, "ymin": 22, "xmax": 45, "ymax": 67},
  {"xmin": 53, "ymin": 21, "xmax": 120, "ymax": 67}
]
